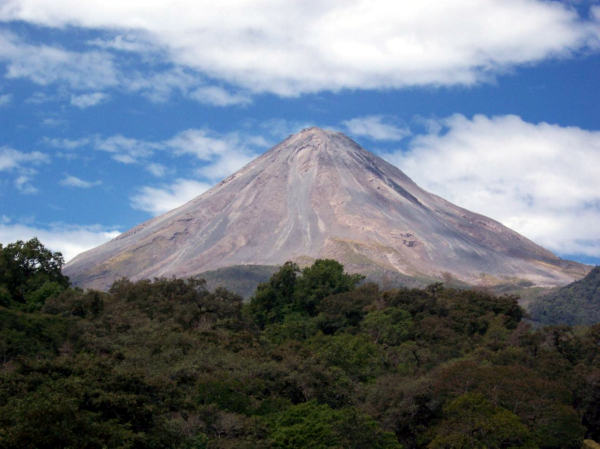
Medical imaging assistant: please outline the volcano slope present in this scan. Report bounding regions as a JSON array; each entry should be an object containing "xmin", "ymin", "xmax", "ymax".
[{"xmin": 64, "ymin": 127, "xmax": 589, "ymax": 291}]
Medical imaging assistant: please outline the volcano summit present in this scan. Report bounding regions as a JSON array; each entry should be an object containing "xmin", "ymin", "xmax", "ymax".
[{"xmin": 65, "ymin": 127, "xmax": 588, "ymax": 290}]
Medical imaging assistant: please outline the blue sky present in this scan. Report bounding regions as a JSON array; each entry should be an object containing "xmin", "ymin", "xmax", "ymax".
[{"xmin": 0, "ymin": 0, "xmax": 599, "ymax": 265}]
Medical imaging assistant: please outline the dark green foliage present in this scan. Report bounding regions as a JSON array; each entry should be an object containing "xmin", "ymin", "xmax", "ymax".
[
  {"xmin": 0, "ymin": 238, "xmax": 69, "ymax": 310},
  {"xmin": 0, "ymin": 356, "xmax": 195, "ymax": 449},
  {"xmin": 247, "ymin": 259, "xmax": 364, "ymax": 328},
  {"xmin": 0, "ymin": 307, "xmax": 70, "ymax": 361},
  {"xmin": 266, "ymin": 400, "xmax": 401, "ymax": 448},
  {"xmin": 317, "ymin": 283, "xmax": 379, "ymax": 334},
  {"xmin": 2, "ymin": 240, "xmax": 600, "ymax": 449},
  {"xmin": 529, "ymin": 266, "xmax": 600, "ymax": 326},
  {"xmin": 428, "ymin": 393, "xmax": 535, "ymax": 449},
  {"xmin": 293, "ymin": 259, "xmax": 365, "ymax": 316},
  {"xmin": 246, "ymin": 261, "xmax": 300, "ymax": 328}
]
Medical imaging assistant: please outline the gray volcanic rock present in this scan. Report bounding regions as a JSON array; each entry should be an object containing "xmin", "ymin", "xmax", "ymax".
[{"xmin": 64, "ymin": 127, "xmax": 590, "ymax": 290}]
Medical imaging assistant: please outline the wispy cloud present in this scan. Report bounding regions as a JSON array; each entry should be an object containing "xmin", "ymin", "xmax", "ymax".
[
  {"xmin": 0, "ymin": 94, "xmax": 13, "ymax": 106},
  {"xmin": 44, "ymin": 137, "xmax": 91, "ymax": 150},
  {"xmin": 189, "ymin": 86, "xmax": 251, "ymax": 107},
  {"xmin": 0, "ymin": 146, "xmax": 50, "ymax": 194},
  {"xmin": 14, "ymin": 175, "xmax": 38, "ymax": 194},
  {"xmin": 93, "ymin": 134, "xmax": 162, "ymax": 163},
  {"xmin": 342, "ymin": 115, "xmax": 410, "ymax": 141},
  {"xmin": 0, "ymin": 30, "xmax": 119, "ymax": 90},
  {"xmin": 45, "ymin": 127, "xmax": 268, "ymax": 180},
  {"xmin": 0, "ymin": 146, "xmax": 49, "ymax": 171},
  {"xmin": 70, "ymin": 92, "xmax": 109, "ymax": 108},
  {"xmin": 59, "ymin": 174, "xmax": 101, "ymax": 188}
]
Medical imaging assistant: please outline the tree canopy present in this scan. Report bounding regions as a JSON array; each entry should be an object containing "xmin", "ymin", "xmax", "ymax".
[
  {"xmin": 1, "ymin": 238, "xmax": 599, "ymax": 448},
  {"xmin": 0, "ymin": 238, "xmax": 70, "ymax": 310}
]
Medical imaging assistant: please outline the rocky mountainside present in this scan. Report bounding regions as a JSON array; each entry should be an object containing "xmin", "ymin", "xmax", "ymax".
[{"xmin": 64, "ymin": 127, "xmax": 589, "ymax": 290}]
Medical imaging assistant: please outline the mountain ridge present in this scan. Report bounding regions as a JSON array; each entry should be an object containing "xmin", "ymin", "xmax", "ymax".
[{"xmin": 64, "ymin": 127, "xmax": 590, "ymax": 290}]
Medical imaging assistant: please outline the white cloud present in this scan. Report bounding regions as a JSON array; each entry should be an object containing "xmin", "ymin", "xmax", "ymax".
[
  {"xmin": 88, "ymin": 34, "xmax": 155, "ymax": 53},
  {"xmin": 44, "ymin": 137, "xmax": 90, "ymax": 150},
  {"xmin": 41, "ymin": 117, "xmax": 67, "ymax": 127},
  {"xmin": 42, "ymin": 127, "xmax": 265, "ymax": 178},
  {"xmin": 146, "ymin": 162, "xmax": 167, "ymax": 177},
  {"xmin": 259, "ymin": 118, "xmax": 315, "ymax": 139},
  {"xmin": 130, "ymin": 178, "xmax": 211, "ymax": 216},
  {"xmin": 14, "ymin": 175, "xmax": 38, "ymax": 194},
  {"xmin": 388, "ymin": 114, "xmax": 600, "ymax": 258},
  {"xmin": 0, "ymin": 30, "xmax": 119, "ymax": 90},
  {"xmin": 166, "ymin": 129, "xmax": 236, "ymax": 161},
  {"xmin": 94, "ymin": 134, "xmax": 162, "ymax": 163},
  {"xmin": 196, "ymin": 149, "xmax": 256, "ymax": 180},
  {"xmin": 0, "ymin": 221, "xmax": 120, "ymax": 262},
  {"xmin": 342, "ymin": 115, "xmax": 410, "ymax": 141},
  {"xmin": 0, "ymin": 147, "xmax": 49, "ymax": 194},
  {"xmin": 165, "ymin": 128, "xmax": 264, "ymax": 179},
  {"xmin": 1, "ymin": 1, "xmax": 598, "ymax": 96},
  {"xmin": 0, "ymin": 93, "xmax": 12, "ymax": 106},
  {"xmin": 125, "ymin": 67, "xmax": 200, "ymax": 103},
  {"xmin": 59, "ymin": 174, "xmax": 101, "ymax": 188},
  {"xmin": 0, "ymin": 146, "xmax": 49, "ymax": 171},
  {"xmin": 190, "ymin": 86, "xmax": 251, "ymax": 107},
  {"xmin": 70, "ymin": 92, "xmax": 109, "ymax": 108},
  {"xmin": 25, "ymin": 91, "xmax": 55, "ymax": 104}
]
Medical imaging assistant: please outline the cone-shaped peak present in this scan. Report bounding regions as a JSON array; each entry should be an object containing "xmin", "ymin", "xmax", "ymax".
[
  {"xmin": 290, "ymin": 126, "xmax": 342, "ymax": 144},
  {"xmin": 298, "ymin": 126, "xmax": 337, "ymax": 136},
  {"xmin": 276, "ymin": 126, "xmax": 363, "ymax": 158},
  {"xmin": 64, "ymin": 123, "xmax": 590, "ymax": 292}
]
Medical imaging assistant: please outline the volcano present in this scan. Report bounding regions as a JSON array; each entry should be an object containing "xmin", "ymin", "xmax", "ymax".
[{"xmin": 64, "ymin": 127, "xmax": 589, "ymax": 290}]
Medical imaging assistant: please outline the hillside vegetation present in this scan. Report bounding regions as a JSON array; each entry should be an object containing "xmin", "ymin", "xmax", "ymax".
[
  {"xmin": 1, "ymin": 239, "xmax": 600, "ymax": 448},
  {"xmin": 529, "ymin": 266, "xmax": 600, "ymax": 326}
]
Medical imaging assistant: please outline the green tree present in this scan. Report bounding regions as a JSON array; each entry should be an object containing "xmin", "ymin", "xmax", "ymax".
[
  {"xmin": 293, "ymin": 259, "xmax": 364, "ymax": 317},
  {"xmin": 246, "ymin": 261, "xmax": 300, "ymax": 328},
  {"xmin": 0, "ymin": 238, "xmax": 70, "ymax": 309},
  {"xmin": 247, "ymin": 260, "xmax": 363, "ymax": 328},
  {"xmin": 428, "ymin": 393, "xmax": 534, "ymax": 449},
  {"xmin": 266, "ymin": 401, "xmax": 401, "ymax": 448}
]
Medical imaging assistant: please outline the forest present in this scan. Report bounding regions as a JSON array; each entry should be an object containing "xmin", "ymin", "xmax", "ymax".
[
  {"xmin": 529, "ymin": 267, "xmax": 600, "ymax": 326},
  {"xmin": 1, "ymin": 238, "xmax": 600, "ymax": 448}
]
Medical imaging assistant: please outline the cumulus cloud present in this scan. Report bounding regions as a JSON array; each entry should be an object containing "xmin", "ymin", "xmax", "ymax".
[
  {"xmin": 343, "ymin": 115, "xmax": 410, "ymax": 141},
  {"xmin": 130, "ymin": 178, "xmax": 211, "ymax": 216},
  {"xmin": 70, "ymin": 92, "xmax": 109, "ymax": 108},
  {"xmin": 388, "ymin": 114, "xmax": 600, "ymax": 258},
  {"xmin": 0, "ymin": 220, "xmax": 120, "ymax": 262},
  {"xmin": 1, "ymin": 1, "xmax": 598, "ymax": 96},
  {"xmin": 59, "ymin": 174, "xmax": 101, "ymax": 188}
]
